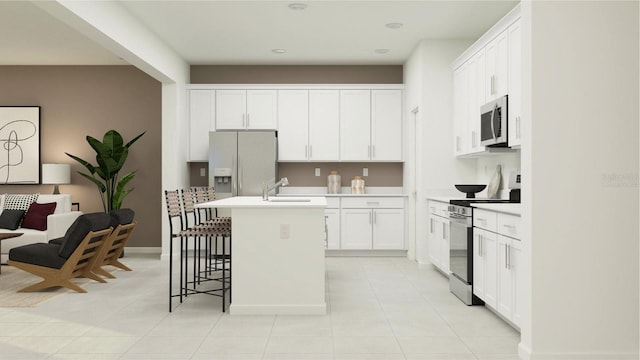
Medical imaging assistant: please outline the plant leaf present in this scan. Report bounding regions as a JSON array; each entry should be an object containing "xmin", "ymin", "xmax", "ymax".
[
  {"xmin": 125, "ymin": 131, "xmax": 146, "ymax": 148},
  {"xmin": 65, "ymin": 153, "xmax": 96, "ymax": 174},
  {"xmin": 78, "ymin": 172, "xmax": 107, "ymax": 192},
  {"xmin": 104, "ymin": 130, "xmax": 126, "ymax": 165}
]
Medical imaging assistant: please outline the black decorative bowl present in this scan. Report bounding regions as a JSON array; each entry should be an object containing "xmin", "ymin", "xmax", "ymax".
[{"xmin": 455, "ymin": 184, "xmax": 487, "ymax": 199}]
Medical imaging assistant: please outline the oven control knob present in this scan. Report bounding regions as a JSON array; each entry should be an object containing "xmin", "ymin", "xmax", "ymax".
[{"xmin": 459, "ymin": 208, "xmax": 466, "ymax": 215}]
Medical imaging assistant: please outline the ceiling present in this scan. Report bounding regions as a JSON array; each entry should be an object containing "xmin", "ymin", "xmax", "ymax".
[{"xmin": 0, "ymin": 1, "xmax": 518, "ymax": 66}]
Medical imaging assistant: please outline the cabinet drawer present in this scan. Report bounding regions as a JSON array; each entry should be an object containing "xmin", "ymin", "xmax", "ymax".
[
  {"xmin": 497, "ymin": 213, "xmax": 521, "ymax": 239},
  {"xmin": 325, "ymin": 197, "xmax": 340, "ymax": 209},
  {"xmin": 473, "ymin": 209, "xmax": 497, "ymax": 232},
  {"xmin": 428, "ymin": 200, "xmax": 450, "ymax": 218},
  {"xmin": 342, "ymin": 197, "xmax": 404, "ymax": 209}
]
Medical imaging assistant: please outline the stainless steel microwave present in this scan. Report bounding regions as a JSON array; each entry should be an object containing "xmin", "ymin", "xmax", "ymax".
[{"xmin": 480, "ymin": 95, "xmax": 508, "ymax": 147}]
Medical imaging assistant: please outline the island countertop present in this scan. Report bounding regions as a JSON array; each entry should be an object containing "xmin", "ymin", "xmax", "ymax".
[{"xmin": 196, "ymin": 196, "xmax": 327, "ymax": 209}]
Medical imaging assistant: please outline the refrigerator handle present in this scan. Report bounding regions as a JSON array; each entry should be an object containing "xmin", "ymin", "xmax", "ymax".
[
  {"xmin": 232, "ymin": 155, "xmax": 237, "ymax": 196},
  {"xmin": 238, "ymin": 158, "xmax": 243, "ymax": 195}
]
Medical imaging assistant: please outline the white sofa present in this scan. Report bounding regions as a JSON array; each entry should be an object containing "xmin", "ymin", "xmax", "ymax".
[{"xmin": 0, "ymin": 194, "xmax": 82, "ymax": 264}]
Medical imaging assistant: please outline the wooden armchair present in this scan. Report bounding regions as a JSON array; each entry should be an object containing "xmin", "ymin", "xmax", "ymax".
[
  {"xmin": 8, "ymin": 213, "xmax": 112, "ymax": 293},
  {"xmin": 92, "ymin": 208, "xmax": 137, "ymax": 279}
]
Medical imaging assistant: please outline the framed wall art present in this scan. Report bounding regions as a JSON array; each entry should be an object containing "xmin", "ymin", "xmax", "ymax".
[{"xmin": 0, "ymin": 106, "xmax": 41, "ymax": 184}]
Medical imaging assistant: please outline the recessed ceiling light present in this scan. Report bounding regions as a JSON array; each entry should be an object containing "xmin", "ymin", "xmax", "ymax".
[
  {"xmin": 385, "ymin": 22, "xmax": 403, "ymax": 29},
  {"xmin": 272, "ymin": 49, "xmax": 287, "ymax": 54},
  {"xmin": 288, "ymin": 3, "xmax": 307, "ymax": 11},
  {"xmin": 374, "ymin": 49, "xmax": 390, "ymax": 54}
]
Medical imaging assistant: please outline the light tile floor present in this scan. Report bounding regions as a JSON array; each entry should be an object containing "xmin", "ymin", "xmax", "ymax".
[{"xmin": 0, "ymin": 255, "xmax": 521, "ymax": 360}]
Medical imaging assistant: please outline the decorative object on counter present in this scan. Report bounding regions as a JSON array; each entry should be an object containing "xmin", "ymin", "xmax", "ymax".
[
  {"xmin": 327, "ymin": 171, "xmax": 341, "ymax": 194},
  {"xmin": 487, "ymin": 164, "xmax": 502, "ymax": 199},
  {"xmin": 455, "ymin": 184, "xmax": 487, "ymax": 199},
  {"xmin": 351, "ymin": 176, "xmax": 365, "ymax": 194}
]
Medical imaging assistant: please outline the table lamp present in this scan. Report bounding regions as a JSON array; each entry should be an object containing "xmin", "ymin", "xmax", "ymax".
[{"xmin": 42, "ymin": 164, "xmax": 71, "ymax": 194}]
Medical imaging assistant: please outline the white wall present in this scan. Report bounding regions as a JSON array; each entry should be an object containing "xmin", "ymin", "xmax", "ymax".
[
  {"xmin": 404, "ymin": 39, "xmax": 477, "ymax": 263},
  {"xmin": 521, "ymin": 1, "xmax": 639, "ymax": 358},
  {"xmin": 476, "ymin": 152, "xmax": 521, "ymax": 198}
]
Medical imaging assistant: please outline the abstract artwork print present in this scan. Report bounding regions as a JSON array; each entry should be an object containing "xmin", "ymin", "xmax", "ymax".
[{"xmin": 0, "ymin": 106, "xmax": 40, "ymax": 184}]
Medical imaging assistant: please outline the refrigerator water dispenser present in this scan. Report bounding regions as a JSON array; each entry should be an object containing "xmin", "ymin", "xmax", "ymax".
[{"xmin": 212, "ymin": 168, "xmax": 233, "ymax": 193}]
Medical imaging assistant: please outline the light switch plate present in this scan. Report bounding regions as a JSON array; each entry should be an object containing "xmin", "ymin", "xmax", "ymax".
[
  {"xmin": 315, "ymin": 168, "xmax": 321, "ymax": 177},
  {"xmin": 363, "ymin": 168, "xmax": 368, "ymax": 177},
  {"xmin": 280, "ymin": 224, "xmax": 290, "ymax": 239},
  {"xmin": 200, "ymin": 167, "xmax": 206, "ymax": 177}
]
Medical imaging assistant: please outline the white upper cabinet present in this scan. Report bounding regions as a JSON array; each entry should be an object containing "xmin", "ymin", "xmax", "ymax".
[
  {"xmin": 309, "ymin": 90, "xmax": 340, "ymax": 161},
  {"xmin": 452, "ymin": 5, "xmax": 522, "ymax": 156},
  {"xmin": 277, "ymin": 90, "xmax": 309, "ymax": 161},
  {"xmin": 508, "ymin": 20, "xmax": 522, "ymax": 147},
  {"xmin": 215, "ymin": 89, "xmax": 277, "ymax": 130},
  {"xmin": 341, "ymin": 89, "xmax": 403, "ymax": 161},
  {"xmin": 340, "ymin": 90, "xmax": 371, "ymax": 161},
  {"xmin": 188, "ymin": 90, "xmax": 215, "ymax": 161},
  {"xmin": 371, "ymin": 90, "xmax": 403, "ymax": 161},
  {"xmin": 484, "ymin": 29, "xmax": 509, "ymax": 101}
]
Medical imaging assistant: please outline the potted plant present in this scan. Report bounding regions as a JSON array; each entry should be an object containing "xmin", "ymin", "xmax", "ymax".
[{"xmin": 66, "ymin": 130, "xmax": 145, "ymax": 212}]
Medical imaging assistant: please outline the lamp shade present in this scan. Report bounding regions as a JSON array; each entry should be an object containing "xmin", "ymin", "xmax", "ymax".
[{"xmin": 42, "ymin": 164, "xmax": 71, "ymax": 185}]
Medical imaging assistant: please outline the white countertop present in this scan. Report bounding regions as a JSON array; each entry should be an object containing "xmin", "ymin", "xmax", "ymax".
[
  {"xmin": 472, "ymin": 203, "xmax": 522, "ymax": 216},
  {"xmin": 279, "ymin": 186, "xmax": 406, "ymax": 197},
  {"xmin": 279, "ymin": 193, "xmax": 408, "ymax": 198},
  {"xmin": 196, "ymin": 196, "xmax": 327, "ymax": 209}
]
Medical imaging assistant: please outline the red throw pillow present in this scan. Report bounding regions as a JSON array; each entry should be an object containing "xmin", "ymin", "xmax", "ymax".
[{"xmin": 21, "ymin": 202, "xmax": 57, "ymax": 231}]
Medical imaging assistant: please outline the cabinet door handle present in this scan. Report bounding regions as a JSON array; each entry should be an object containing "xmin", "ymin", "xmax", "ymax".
[
  {"xmin": 442, "ymin": 223, "xmax": 447, "ymax": 239},
  {"xmin": 479, "ymin": 234, "xmax": 483, "ymax": 256},
  {"xmin": 309, "ymin": 145, "xmax": 313, "ymax": 158},
  {"xmin": 305, "ymin": 145, "xmax": 308, "ymax": 159},
  {"xmin": 430, "ymin": 218, "xmax": 434, "ymax": 233},
  {"xmin": 372, "ymin": 145, "xmax": 375, "ymax": 158},
  {"xmin": 366, "ymin": 202, "xmax": 380, "ymax": 206},
  {"xmin": 368, "ymin": 145, "xmax": 371, "ymax": 158},
  {"xmin": 471, "ymin": 131, "xmax": 476, "ymax": 148},
  {"xmin": 505, "ymin": 244, "xmax": 509, "ymax": 269},
  {"xmin": 247, "ymin": 113, "xmax": 250, "ymax": 128},
  {"xmin": 491, "ymin": 75, "xmax": 495, "ymax": 95},
  {"xmin": 508, "ymin": 244, "xmax": 512, "ymax": 269},
  {"xmin": 517, "ymin": 116, "xmax": 521, "ymax": 139},
  {"xmin": 242, "ymin": 113, "xmax": 246, "ymax": 128}
]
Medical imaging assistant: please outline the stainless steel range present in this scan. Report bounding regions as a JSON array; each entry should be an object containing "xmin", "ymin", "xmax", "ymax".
[{"xmin": 448, "ymin": 199, "xmax": 515, "ymax": 305}]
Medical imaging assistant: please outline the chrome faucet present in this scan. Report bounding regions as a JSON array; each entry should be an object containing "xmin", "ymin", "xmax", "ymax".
[{"xmin": 262, "ymin": 177, "xmax": 289, "ymax": 200}]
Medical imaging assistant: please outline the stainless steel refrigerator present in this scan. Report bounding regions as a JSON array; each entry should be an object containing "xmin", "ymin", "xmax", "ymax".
[{"xmin": 209, "ymin": 131, "xmax": 277, "ymax": 199}]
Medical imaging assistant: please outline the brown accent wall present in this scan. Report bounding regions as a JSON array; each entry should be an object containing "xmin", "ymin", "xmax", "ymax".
[
  {"xmin": 278, "ymin": 163, "xmax": 403, "ymax": 187},
  {"xmin": 0, "ymin": 66, "xmax": 161, "ymax": 248},
  {"xmin": 191, "ymin": 65, "xmax": 403, "ymax": 84}
]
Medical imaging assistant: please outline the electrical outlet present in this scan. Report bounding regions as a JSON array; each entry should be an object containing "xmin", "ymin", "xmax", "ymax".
[
  {"xmin": 363, "ymin": 167, "xmax": 368, "ymax": 177},
  {"xmin": 280, "ymin": 224, "xmax": 290, "ymax": 239},
  {"xmin": 315, "ymin": 168, "xmax": 321, "ymax": 176},
  {"xmin": 200, "ymin": 167, "xmax": 206, "ymax": 177}
]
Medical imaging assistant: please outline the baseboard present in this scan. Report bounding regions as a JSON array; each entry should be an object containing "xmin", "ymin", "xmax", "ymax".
[
  {"xmin": 324, "ymin": 249, "xmax": 407, "ymax": 257},
  {"xmin": 229, "ymin": 303, "xmax": 327, "ymax": 315},
  {"xmin": 123, "ymin": 247, "xmax": 161, "ymax": 255},
  {"xmin": 521, "ymin": 347, "xmax": 638, "ymax": 360}
]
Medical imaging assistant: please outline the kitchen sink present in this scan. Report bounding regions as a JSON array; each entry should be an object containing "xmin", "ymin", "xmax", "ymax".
[{"xmin": 268, "ymin": 198, "xmax": 311, "ymax": 202}]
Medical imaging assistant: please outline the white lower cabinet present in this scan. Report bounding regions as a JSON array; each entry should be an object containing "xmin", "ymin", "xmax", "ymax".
[
  {"xmin": 473, "ymin": 209, "xmax": 522, "ymax": 329},
  {"xmin": 340, "ymin": 197, "xmax": 405, "ymax": 250},
  {"xmin": 497, "ymin": 234, "xmax": 522, "ymax": 328},
  {"xmin": 427, "ymin": 200, "xmax": 450, "ymax": 274},
  {"xmin": 473, "ymin": 228, "xmax": 497, "ymax": 309}
]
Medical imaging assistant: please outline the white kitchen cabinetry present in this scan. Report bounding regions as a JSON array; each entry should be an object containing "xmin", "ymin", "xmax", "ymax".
[
  {"xmin": 308, "ymin": 90, "xmax": 340, "ymax": 161},
  {"xmin": 340, "ymin": 90, "xmax": 371, "ymax": 161},
  {"xmin": 188, "ymin": 90, "xmax": 215, "ymax": 161},
  {"xmin": 507, "ymin": 20, "xmax": 522, "ymax": 147},
  {"xmin": 341, "ymin": 90, "xmax": 403, "ymax": 161},
  {"xmin": 341, "ymin": 197, "xmax": 405, "ymax": 250},
  {"xmin": 278, "ymin": 90, "xmax": 309, "ymax": 161},
  {"xmin": 452, "ymin": 7, "xmax": 521, "ymax": 156},
  {"xmin": 484, "ymin": 29, "xmax": 508, "ymax": 101},
  {"xmin": 215, "ymin": 89, "xmax": 277, "ymax": 130},
  {"xmin": 472, "ymin": 208, "xmax": 522, "ymax": 329},
  {"xmin": 473, "ymin": 227, "xmax": 497, "ymax": 309},
  {"xmin": 427, "ymin": 200, "xmax": 450, "ymax": 274}
]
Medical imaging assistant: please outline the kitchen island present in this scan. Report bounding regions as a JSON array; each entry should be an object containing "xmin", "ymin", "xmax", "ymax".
[{"xmin": 196, "ymin": 196, "xmax": 327, "ymax": 315}]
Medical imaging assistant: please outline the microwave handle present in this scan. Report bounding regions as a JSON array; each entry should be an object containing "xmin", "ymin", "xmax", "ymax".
[{"xmin": 490, "ymin": 102, "xmax": 497, "ymax": 140}]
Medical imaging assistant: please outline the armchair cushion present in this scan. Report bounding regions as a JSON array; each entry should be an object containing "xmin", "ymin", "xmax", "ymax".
[
  {"xmin": 58, "ymin": 213, "xmax": 111, "ymax": 259},
  {"xmin": 0, "ymin": 209, "xmax": 25, "ymax": 230},
  {"xmin": 111, "ymin": 209, "xmax": 135, "ymax": 225},
  {"xmin": 9, "ymin": 243, "xmax": 66, "ymax": 269},
  {"xmin": 22, "ymin": 202, "xmax": 57, "ymax": 231}
]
